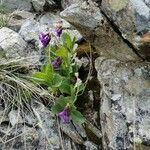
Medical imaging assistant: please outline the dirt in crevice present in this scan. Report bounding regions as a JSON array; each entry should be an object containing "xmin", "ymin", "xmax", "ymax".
[{"xmin": 75, "ymin": 41, "xmax": 102, "ymax": 147}]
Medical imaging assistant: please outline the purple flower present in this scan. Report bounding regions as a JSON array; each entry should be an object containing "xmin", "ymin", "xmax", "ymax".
[
  {"xmin": 53, "ymin": 21, "xmax": 63, "ymax": 37},
  {"xmin": 58, "ymin": 107, "xmax": 70, "ymax": 124},
  {"xmin": 39, "ymin": 32, "xmax": 51, "ymax": 47},
  {"xmin": 52, "ymin": 57, "xmax": 62, "ymax": 70},
  {"xmin": 54, "ymin": 27, "xmax": 63, "ymax": 37}
]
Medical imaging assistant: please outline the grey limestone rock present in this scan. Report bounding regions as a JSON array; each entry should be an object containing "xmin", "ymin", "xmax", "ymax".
[
  {"xmin": 101, "ymin": 0, "xmax": 150, "ymax": 59},
  {"xmin": 8, "ymin": 11, "xmax": 35, "ymax": 32},
  {"xmin": 60, "ymin": 1, "xmax": 142, "ymax": 62},
  {"xmin": 0, "ymin": 27, "xmax": 27, "ymax": 61},
  {"xmin": 31, "ymin": 0, "xmax": 57, "ymax": 12},
  {"xmin": 0, "ymin": 0, "xmax": 32, "ymax": 13},
  {"xmin": 95, "ymin": 57, "xmax": 150, "ymax": 149}
]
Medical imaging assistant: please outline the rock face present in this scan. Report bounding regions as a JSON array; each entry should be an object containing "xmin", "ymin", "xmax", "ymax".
[
  {"xmin": 0, "ymin": 27, "xmax": 27, "ymax": 61},
  {"xmin": 60, "ymin": 1, "xmax": 142, "ymax": 62},
  {"xmin": 0, "ymin": 0, "xmax": 32, "ymax": 13},
  {"xmin": 0, "ymin": 102, "xmax": 61, "ymax": 150},
  {"xmin": 8, "ymin": 11, "xmax": 35, "ymax": 32},
  {"xmin": 32, "ymin": 102, "xmax": 61, "ymax": 150},
  {"xmin": 0, "ymin": 27, "xmax": 41, "ymax": 65},
  {"xmin": 61, "ymin": 0, "xmax": 150, "ymax": 61},
  {"xmin": 95, "ymin": 57, "xmax": 150, "ymax": 149},
  {"xmin": 0, "ymin": 0, "xmax": 149, "ymax": 149},
  {"xmin": 61, "ymin": 0, "xmax": 150, "ymax": 149},
  {"xmin": 101, "ymin": 0, "xmax": 150, "ymax": 60},
  {"xmin": 31, "ymin": 0, "xmax": 58, "ymax": 12},
  {"xmin": 61, "ymin": 0, "xmax": 82, "ymax": 9}
]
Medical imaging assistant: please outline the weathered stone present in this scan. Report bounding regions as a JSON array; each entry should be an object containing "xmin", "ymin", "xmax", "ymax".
[
  {"xmin": 61, "ymin": 0, "xmax": 82, "ymax": 9},
  {"xmin": 60, "ymin": 1, "xmax": 142, "ymax": 61},
  {"xmin": 32, "ymin": 102, "xmax": 61, "ymax": 149},
  {"xmin": 19, "ymin": 19, "xmax": 42, "ymax": 42},
  {"xmin": 31, "ymin": 0, "xmax": 45, "ymax": 12},
  {"xmin": 63, "ymin": 29, "xmax": 82, "ymax": 40},
  {"xmin": 21, "ymin": 109, "xmax": 38, "ymax": 126},
  {"xmin": 9, "ymin": 110, "xmax": 23, "ymax": 126},
  {"xmin": 84, "ymin": 141, "xmax": 99, "ymax": 150},
  {"xmin": 63, "ymin": 136, "xmax": 79, "ymax": 150},
  {"xmin": 0, "ymin": 27, "xmax": 27, "ymax": 60},
  {"xmin": 144, "ymin": 0, "xmax": 150, "ymax": 8},
  {"xmin": 0, "ymin": 27, "xmax": 41, "ymax": 65},
  {"xmin": 31, "ymin": 0, "xmax": 57, "ymax": 12},
  {"xmin": 39, "ymin": 13, "xmax": 72, "ymax": 28},
  {"xmin": 60, "ymin": 121, "xmax": 84, "ymax": 144},
  {"xmin": 0, "ymin": 0, "xmax": 32, "ymax": 13},
  {"xmin": 95, "ymin": 57, "xmax": 150, "ymax": 149},
  {"xmin": 101, "ymin": 0, "xmax": 150, "ymax": 59},
  {"xmin": 8, "ymin": 11, "xmax": 35, "ymax": 32},
  {"xmin": 19, "ymin": 14, "xmax": 67, "ymax": 44},
  {"xmin": 1, "ymin": 124, "xmax": 39, "ymax": 150}
]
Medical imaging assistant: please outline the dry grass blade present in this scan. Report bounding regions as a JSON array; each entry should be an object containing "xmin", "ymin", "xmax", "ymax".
[
  {"xmin": 0, "ymin": 57, "xmax": 54, "ymax": 149},
  {"xmin": 0, "ymin": 58, "xmax": 53, "ymax": 109}
]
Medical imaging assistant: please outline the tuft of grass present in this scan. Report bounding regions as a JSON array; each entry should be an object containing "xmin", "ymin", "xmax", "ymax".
[
  {"xmin": 0, "ymin": 57, "xmax": 54, "ymax": 149},
  {"xmin": 0, "ymin": 14, "xmax": 11, "ymax": 28},
  {"xmin": 0, "ymin": 58, "xmax": 53, "ymax": 111}
]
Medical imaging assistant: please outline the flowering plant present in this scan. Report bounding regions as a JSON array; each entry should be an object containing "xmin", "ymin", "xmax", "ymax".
[{"xmin": 32, "ymin": 22, "xmax": 85, "ymax": 124}]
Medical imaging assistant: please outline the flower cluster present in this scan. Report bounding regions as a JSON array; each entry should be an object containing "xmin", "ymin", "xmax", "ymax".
[
  {"xmin": 33, "ymin": 20, "xmax": 85, "ymax": 124},
  {"xmin": 39, "ymin": 20, "xmax": 63, "ymax": 48},
  {"xmin": 52, "ymin": 57, "xmax": 62, "ymax": 70},
  {"xmin": 39, "ymin": 33, "xmax": 51, "ymax": 48},
  {"xmin": 58, "ymin": 106, "xmax": 70, "ymax": 124}
]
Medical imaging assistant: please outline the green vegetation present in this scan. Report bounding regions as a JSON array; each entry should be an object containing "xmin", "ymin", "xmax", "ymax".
[
  {"xmin": 0, "ymin": 14, "xmax": 10, "ymax": 28},
  {"xmin": 32, "ymin": 33, "xmax": 86, "ymax": 124},
  {"xmin": 0, "ymin": 59, "xmax": 51, "ymax": 110}
]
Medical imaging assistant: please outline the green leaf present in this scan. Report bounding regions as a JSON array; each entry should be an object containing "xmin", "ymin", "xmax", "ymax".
[
  {"xmin": 41, "ymin": 65, "xmax": 46, "ymax": 73},
  {"xmin": 32, "ymin": 71, "xmax": 53, "ymax": 87},
  {"xmin": 56, "ymin": 47, "xmax": 68, "ymax": 59},
  {"xmin": 71, "ymin": 109, "xmax": 85, "ymax": 124},
  {"xmin": 62, "ymin": 33, "xmax": 72, "ymax": 51},
  {"xmin": 32, "ymin": 72, "xmax": 47, "ymax": 84},
  {"xmin": 71, "ymin": 37, "xmax": 76, "ymax": 51},
  {"xmin": 59, "ymin": 79, "xmax": 71, "ymax": 94},
  {"xmin": 70, "ymin": 85, "xmax": 76, "ymax": 99},
  {"xmin": 49, "ymin": 46, "xmax": 58, "ymax": 59},
  {"xmin": 51, "ymin": 96, "xmax": 71, "ymax": 114},
  {"xmin": 45, "ymin": 64, "xmax": 53, "ymax": 78},
  {"xmin": 52, "ymin": 73, "xmax": 63, "ymax": 88}
]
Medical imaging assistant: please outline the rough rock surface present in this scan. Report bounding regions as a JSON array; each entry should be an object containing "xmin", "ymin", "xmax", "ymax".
[
  {"xmin": 0, "ymin": 27, "xmax": 41, "ymax": 65},
  {"xmin": 0, "ymin": 124, "xmax": 39, "ymax": 150},
  {"xmin": 19, "ymin": 13, "xmax": 82, "ymax": 47},
  {"xmin": 0, "ymin": 0, "xmax": 149, "ymax": 149},
  {"xmin": 8, "ymin": 11, "xmax": 35, "ymax": 32},
  {"xmin": 0, "ymin": 27, "xmax": 27, "ymax": 61},
  {"xmin": 60, "ymin": 0, "xmax": 150, "ymax": 149},
  {"xmin": 61, "ymin": 0, "xmax": 83, "ymax": 9},
  {"xmin": 101, "ymin": 0, "xmax": 150, "ymax": 60},
  {"xmin": 60, "ymin": 1, "xmax": 142, "ymax": 62},
  {"xmin": 0, "ymin": 101, "xmax": 101, "ymax": 149},
  {"xmin": 0, "ymin": 103, "xmax": 61, "ymax": 149},
  {"xmin": 32, "ymin": 102, "xmax": 61, "ymax": 150},
  {"xmin": 31, "ymin": 0, "xmax": 58, "ymax": 12},
  {"xmin": 95, "ymin": 57, "xmax": 150, "ymax": 149},
  {"xmin": 0, "ymin": 0, "xmax": 32, "ymax": 13}
]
